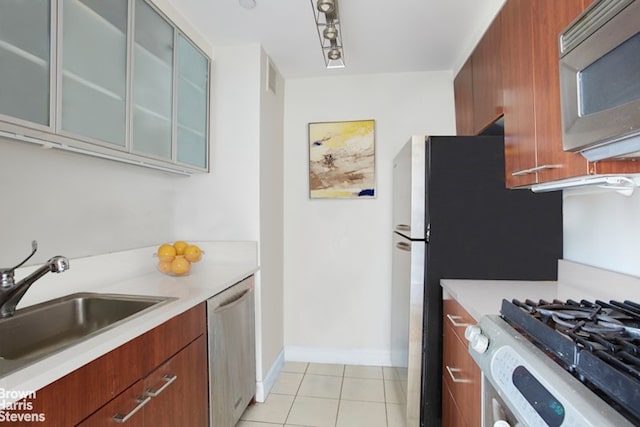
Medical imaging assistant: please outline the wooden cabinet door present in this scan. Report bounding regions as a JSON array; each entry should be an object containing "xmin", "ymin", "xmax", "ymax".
[
  {"xmin": 454, "ymin": 57, "xmax": 474, "ymax": 135},
  {"xmin": 143, "ymin": 335, "xmax": 209, "ymax": 427},
  {"xmin": 532, "ymin": 0, "xmax": 589, "ymax": 183},
  {"xmin": 442, "ymin": 381, "xmax": 468, "ymax": 427},
  {"xmin": 472, "ymin": 12, "xmax": 503, "ymax": 134},
  {"xmin": 442, "ymin": 299, "xmax": 480, "ymax": 427},
  {"xmin": 78, "ymin": 380, "xmax": 147, "ymax": 427},
  {"xmin": 502, "ymin": 0, "xmax": 590, "ymax": 187},
  {"xmin": 142, "ymin": 302, "xmax": 206, "ymax": 374},
  {"xmin": 502, "ymin": 0, "xmax": 538, "ymax": 188}
]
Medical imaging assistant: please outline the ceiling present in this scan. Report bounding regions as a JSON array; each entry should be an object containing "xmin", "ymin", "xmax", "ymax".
[{"xmin": 167, "ymin": 0, "xmax": 505, "ymax": 79}]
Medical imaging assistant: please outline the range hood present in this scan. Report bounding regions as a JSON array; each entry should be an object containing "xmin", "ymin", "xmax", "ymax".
[
  {"xmin": 578, "ymin": 134, "xmax": 640, "ymax": 162},
  {"xmin": 531, "ymin": 175, "xmax": 640, "ymax": 196}
]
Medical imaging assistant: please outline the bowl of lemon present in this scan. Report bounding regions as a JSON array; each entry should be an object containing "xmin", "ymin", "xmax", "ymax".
[{"xmin": 156, "ymin": 241, "xmax": 203, "ymax": 276}]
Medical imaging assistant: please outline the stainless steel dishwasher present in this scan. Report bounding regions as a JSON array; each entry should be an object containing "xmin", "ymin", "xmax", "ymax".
[{"xmin": 207, "ymin": 276, "xmax": 256, "ymax": 427}]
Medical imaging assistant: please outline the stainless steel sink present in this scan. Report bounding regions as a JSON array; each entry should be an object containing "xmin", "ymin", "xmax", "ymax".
[{"xmin": 0, "ymin": 292, "xmax": 174, "ymax": 375}]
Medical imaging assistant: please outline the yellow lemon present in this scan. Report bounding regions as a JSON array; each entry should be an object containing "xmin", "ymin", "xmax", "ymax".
[
  {"xmin": 157, "ymin": 260, "xmax": 172, "ymax": 274},
  {"xmin": 173, "ymin": 240, "xmax": 188, "ymax": 255},
  {"xmin": 184, "ymin": 245, "xmax": 202, "ymax": 263},
  {"xmin": 171, "ymin": 255, "xmax": 191, "ymax": 275},
  {"xmin": 157, "ymin": 244, "xmax": 176, "ymax": 262}
]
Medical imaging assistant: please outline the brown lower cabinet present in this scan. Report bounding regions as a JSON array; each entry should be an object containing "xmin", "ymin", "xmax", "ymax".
[
  {"xmin": 442, "ymin": 298, "xmax": 480, "ymax": 427},
  {"xmin": 79, "ymin": 335, "xmax": 208, "ymax": 427},
  {"xmin": 3, "ymin": 303, "xmax": 208, "ymax": 427}
]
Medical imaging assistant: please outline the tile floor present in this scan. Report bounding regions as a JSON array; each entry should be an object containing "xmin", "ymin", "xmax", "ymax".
[{"xmin": 237, "ymin": 362, "xmax": 407, "ymax": 427}]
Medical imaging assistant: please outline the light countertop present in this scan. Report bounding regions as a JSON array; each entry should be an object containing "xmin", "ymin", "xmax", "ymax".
[
  {"xmin": 441, "ymin": 279, "xmax": 558, "ymax": 321},
  {"xmin": 441, "ymin": 259, "xmax": 640, "ymax": 322},
  {"xmin": 0, "ymin": 241, "xmax": 259, "ymax": 406}
]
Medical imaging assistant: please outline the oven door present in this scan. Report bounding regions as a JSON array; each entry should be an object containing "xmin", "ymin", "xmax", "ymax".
[
  {"xmin": 481, "ymin": 375, "xmax": 520, "ymax": 427},
  {"xmin": 559, "ymin": 0, "xmax": 640, "ymax": 159}
]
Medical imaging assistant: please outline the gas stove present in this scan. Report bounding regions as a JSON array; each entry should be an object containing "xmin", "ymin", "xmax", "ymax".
[
  {"xmin": 467, "ymin": 298, "xmax": 640, "ymax": 427},
  {"xmin": 500, "ymin": 298, "xmax": 640, "ymax": 425}
]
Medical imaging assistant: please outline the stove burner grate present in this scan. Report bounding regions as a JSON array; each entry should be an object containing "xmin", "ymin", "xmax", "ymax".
[{"xmin": 501, "ymin": 298, "xmax": 640, "ymax": 424}]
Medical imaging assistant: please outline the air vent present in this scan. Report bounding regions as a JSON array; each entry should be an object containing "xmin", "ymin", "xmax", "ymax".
[{"xmin": 560, "ymin": 0, "xmax": 633, "ymax": 56}]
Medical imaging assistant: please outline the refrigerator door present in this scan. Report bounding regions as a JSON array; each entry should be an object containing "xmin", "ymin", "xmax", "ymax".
[
  {"xmin": 393, "ymin": 136, "xmax": 427, "ymax": 240},
  {"xmin": 391, "ymin": 232, "xmax": 424, "ymax": 426}
]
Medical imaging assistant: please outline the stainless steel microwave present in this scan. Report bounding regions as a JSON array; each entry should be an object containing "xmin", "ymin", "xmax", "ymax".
[{"xmin": 559, "ymin": 0, "xmax": 640, "ymax": 161}]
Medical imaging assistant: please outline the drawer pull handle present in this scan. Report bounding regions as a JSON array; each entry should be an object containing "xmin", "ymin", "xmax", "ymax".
[
  {"xmin": 146, "ymin": 374, "xmax": 178, "ymax": 397},
  {"xmin": 112, "ymin": 395, "xmax": 151, "ymax": 423},
  {"xmin": 446, "ymin": 366, "xmax": 472, "ymax": 383},
  {"xmin": 511, "ymin": 164, "xmax": 561, "ymax": 176},
  {"xmin": 395, "ymin": 242, "xmax": 411, "ymax": 252},
  {"xmin": 446, "ymin": 314, "xmax": 472, "ymax": 328}
]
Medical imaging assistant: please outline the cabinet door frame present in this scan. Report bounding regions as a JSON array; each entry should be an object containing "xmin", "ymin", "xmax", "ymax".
[{"xmin": 0, "ymin": 0, "xmax": 57, "ymax": 133}]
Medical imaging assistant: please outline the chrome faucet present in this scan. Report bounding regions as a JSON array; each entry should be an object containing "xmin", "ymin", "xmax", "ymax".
[{"xmin": 0, "ymin": 241, "xmax": 69, "ymax": 318}]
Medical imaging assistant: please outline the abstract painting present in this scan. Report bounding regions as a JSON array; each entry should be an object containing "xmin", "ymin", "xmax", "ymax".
[{"xmin": 308, "ymin": 119, "xmax": 376, "ymax": 198}]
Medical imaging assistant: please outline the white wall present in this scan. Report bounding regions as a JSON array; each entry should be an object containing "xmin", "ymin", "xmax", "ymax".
[
  {"xmin": 256, "ymin": 49, "xmax": 286, "ymax": 397},
  {"xmin": 564, "ymin": 190, "xmax": 640, "ymax": 278},
  {"xmin": 174, "ymin": 44, "xmax": 261, "ymax": 242},
  {"xmin": 283, "ymin": 71, "xmax": 456, "ymax": 365},
  {"xmin": 0, "ymin": 138, "xmax": 181, "ymax": 266}
]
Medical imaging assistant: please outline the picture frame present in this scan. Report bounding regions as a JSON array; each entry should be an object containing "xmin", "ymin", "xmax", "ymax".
[{"xmin": 308, "ymin": 119, "xmax": 376, "ymax": 199}]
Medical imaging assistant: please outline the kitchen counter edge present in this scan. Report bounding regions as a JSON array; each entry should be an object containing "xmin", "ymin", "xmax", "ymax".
[{"xmin": 441, "ymin": 279, "xmax": 558, "ymax": 321}]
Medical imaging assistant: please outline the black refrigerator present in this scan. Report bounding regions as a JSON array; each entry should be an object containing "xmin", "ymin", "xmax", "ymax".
[{"xmin": 390, "ymin": 135, "xmax": 562, "ymax": 426}]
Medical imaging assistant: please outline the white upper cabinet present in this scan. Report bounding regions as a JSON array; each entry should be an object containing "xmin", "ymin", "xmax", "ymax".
[
  {"xmin": 61, "ymin": 0, "xmax": 128, "ymax": 146},
  {"xmin": 0, "ymin": 0, "xmax": 51, "ymax": 127},
  {"xmin": 0, "ymin": 0, "xmax": 211, "ymax": 174},
  {"xmin": 132, "ymin": 0, "xmax": 174, "ymax": 160},
  {"xmin": 177, "ymin": 35, "xmax": 209, "ymax": 168}
]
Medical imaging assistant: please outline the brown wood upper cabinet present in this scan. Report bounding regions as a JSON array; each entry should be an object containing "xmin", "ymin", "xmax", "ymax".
[
  {"xmin": 453, "ymin": 13, "xmax": 502, "ymax": 136},
  {"xmin": 455, "ymin": 0, "xmax": 640, "ymax": 188},
  {"xmin": 501, "ymin": 0, "xmax": 589, "ymax": 188},
  {"xmin": 454, "ymin": 57, "xmax": 474, "ymax": 136},
  {"xmin": 472, "ymin": 13, "xmax": 503, "ymax": 134}
]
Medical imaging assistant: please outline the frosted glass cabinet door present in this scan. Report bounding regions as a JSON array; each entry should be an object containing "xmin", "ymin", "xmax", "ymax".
[
  {"xmin": 0, "ymin": 0, "xmax": 51, "ymax": 126},
  {"xmin": 177, "ymin": 35, "xmax": 209, "ymax": 169},
  {"xmin": 61, "ymin": 0, "xmax": 128, "ymax": 146},
  {"xmin": 132, "ymin": 0, "xmax": 174, "ymax": 160}
]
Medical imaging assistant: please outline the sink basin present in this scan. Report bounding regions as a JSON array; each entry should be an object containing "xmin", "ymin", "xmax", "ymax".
[{"xmin": 0, "ymin": 292, "xmax": 174, "ymax": 372}]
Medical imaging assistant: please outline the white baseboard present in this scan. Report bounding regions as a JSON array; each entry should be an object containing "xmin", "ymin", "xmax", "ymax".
[
  {"xmin": 284, "ymin": 346, "xmax": 392, "ymax": 366},
  {"xmin": 255, "ymin": 348, "xmax": 285, "ymax": 402}
]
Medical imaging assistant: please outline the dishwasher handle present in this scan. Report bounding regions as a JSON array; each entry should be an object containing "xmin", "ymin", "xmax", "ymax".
[{"xmin": 213, "ymin": 289, "xmax": 252, "ymax": 314}]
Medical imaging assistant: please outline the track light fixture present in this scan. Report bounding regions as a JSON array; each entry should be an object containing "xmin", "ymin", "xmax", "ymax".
[
  {"xmin": 323, "ymin": 24, "xmax": 338, "ymax": 41},
  {"xmin": 316, "ymin": 0, "xmax": 335, "ymax": 13},
  {"xmin": 310, "ymin": 0, "xmax": 345, "ymax": 69}
]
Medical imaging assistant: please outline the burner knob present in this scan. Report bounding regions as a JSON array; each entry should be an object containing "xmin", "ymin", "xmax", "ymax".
[
  {"xmin": 464, "ymin": 325, "xmax": 481, "ymax": 342},
  {"xmin": 471, "ymin": 333, "xmax": 490, "ymax": 354}
]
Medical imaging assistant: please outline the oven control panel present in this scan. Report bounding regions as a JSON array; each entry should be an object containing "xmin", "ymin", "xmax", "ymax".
[{"xmin": 491, "ymin": 347, "xmax": 569, "ymax": 427}]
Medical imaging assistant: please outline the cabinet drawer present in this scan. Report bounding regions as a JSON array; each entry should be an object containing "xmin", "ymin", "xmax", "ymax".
[
  {"xmin": 142, "ymin": 302, "xmax": 206, "ymax": 374},
  {"xmin": 144, "ymin": 335, "xmax": 208, "ymax": 427},
  {"xmin": 78, "ymin": 380, "xmax": 147, "ymax": 427},
  {"xmin": 443, "ymin": 298, "xmax": 475, "ymax": 342},
  {"xmin": 443, "ymin": 320, "xmax": 481, "ymax": 427}
]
